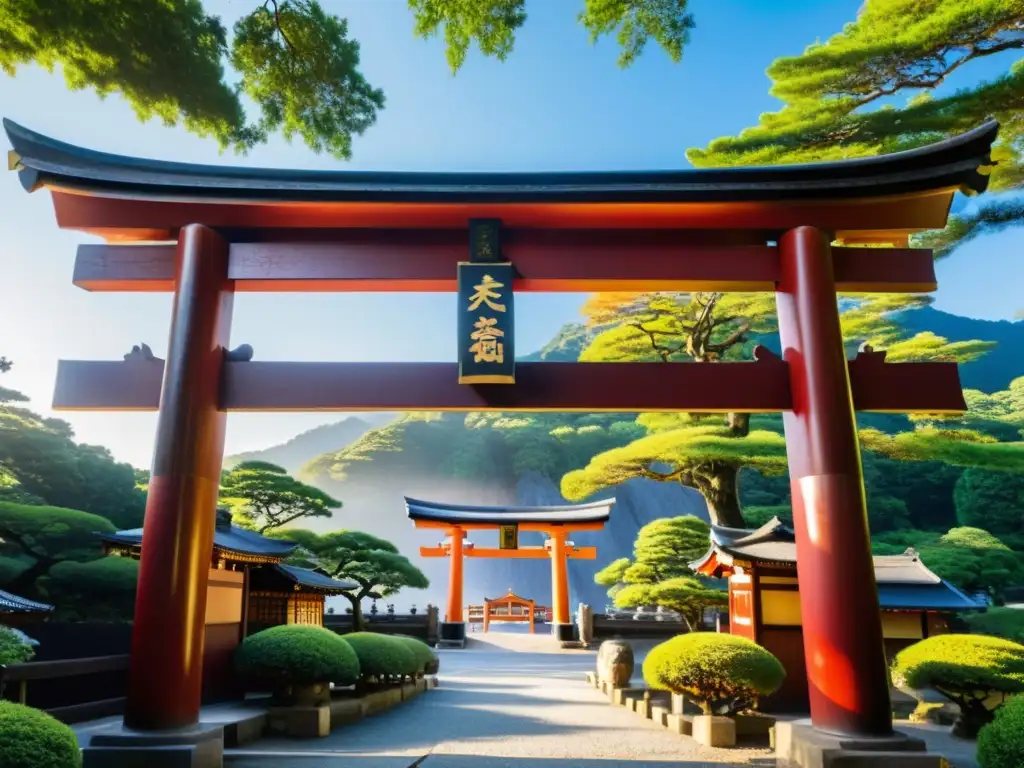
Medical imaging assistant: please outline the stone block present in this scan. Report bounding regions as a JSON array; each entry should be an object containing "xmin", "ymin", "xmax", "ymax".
[
  {"xmin": 692, "ymin": 715, "xmax": 737, "ymax": 748},
  {"xmin": 734, "ymin": 713, "xmax": 775, "ymax": 739},
  {"xmin": 665, "ymin": 712, "xmax": 693, "ymax": 736},
  {"xmin": 266, "ymin": 705, "xmax": 330, "ymax": 738},
  {"xmin": 650, "ymin": 704, "xmax": 670, "ymax": 727},
  {"xmin": 774, "ymin": 720, "xmax": 948, "ymax": 768},
  {"xmin": 222, "ymin": 713, "xmax": 267, "ymax": 748},
  {"xmin": 670, "ymin": 693, "xmax": 702, "ymax": 715},
  {"xmin": 363, "ymin": 686, "xmax": 404, "ymax": 716},
  {"xmin": 401, "ymin": 682, "xmax": 419, "ymax": 701},
  {"xmin": 612, "ymin": 687, "xmax": 645, "ymax": 707},
  {"xmin": 328, "ymin": 697, "xmax": 367, "ymax": 727},
  {"xmin": 83, "ymin": 722, "xmax": 224, "ymax": 768}
]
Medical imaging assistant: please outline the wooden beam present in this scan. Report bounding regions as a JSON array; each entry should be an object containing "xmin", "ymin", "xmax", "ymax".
[
  {"xmin": 72, "ymin": 237, "xmax": 938, "ymax": 294},
  {"xmin": 419, "ymin": 546, "xmax": 597, "ymax": 559},
  {"xmin": 413, "ymin": 520, "xmax": 607, "ymax": 533},
  {"xmin": 50, "ymin": 189, "xmax": 957, "ymax": 240},
  {"xmin": 53, "ymin": 357, "xmax": 967, "ymax": 414}
]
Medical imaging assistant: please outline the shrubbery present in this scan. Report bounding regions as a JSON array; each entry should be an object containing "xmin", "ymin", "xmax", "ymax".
[
  {"xmin": 0, "ymin": 626, "xmax": 34, "ymax": 665},
  {"xmin": 967, "ymin": 608, "xmax": 1024, "ymax": 644},
  {"xmin": 642, "ymin": 633, "xmax": 785, "ymax": 715},
  {"xmin": 394, "ymin": 635, "xmax": 438, "ymax": 675},
  {"xmin": 891, "ymin": 634, "xmax": 1024, "ymax": 737},
  {"xmin": 977, "ymin": 694, "xmax": 1024, "ymax": 768},
  {"xmin": 0, "ymin": 701, "xmax": 82, "ymax": 768},
  {"xmin": 343, "ymin": 632, "xmax": 420, "ymax": 682},
  {"xmin": 234, "ymin": 625, "xmax": 360, "ymax": 688}
]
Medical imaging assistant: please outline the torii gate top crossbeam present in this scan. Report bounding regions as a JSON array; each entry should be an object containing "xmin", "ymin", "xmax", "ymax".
[{"xmin": 405, "ymin": 497, "xmax": 613, "ymax": 528}]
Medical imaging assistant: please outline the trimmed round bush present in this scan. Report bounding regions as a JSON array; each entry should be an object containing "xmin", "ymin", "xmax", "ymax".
[
  {"xmin": 643, "ymin": 633, "xmax": 786, "ymax": 715},
  {"xmin": 891, "ymin": 634, "xmax": 1024, "ymax": 738},
  {"xmin": 978, "ymin": 694, "xmax": 1024, "ymax": 768},
  {"xmin": 0, "ymin": 626, "xmax": 35, "ymax": 665},
  {"xmin": 234, "ymin": 625, "xmax": 360, "ymax": 688},
  {"xmin": 343, "ymin": 632, "xmax": 420, "ymax": 681},
  {"xmin": 394, "ymin": 635, "xmax": 438, "ymax": 674},
  {"xmin": 0, "ymin": 701, "xmax": 82, "ymax": 768}
]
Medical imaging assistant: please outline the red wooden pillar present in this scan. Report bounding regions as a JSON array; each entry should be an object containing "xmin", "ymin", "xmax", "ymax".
[
  {"xmin": 776, "ymin": 226, "xmax": 892, "ymax": 738},
  {"xmin": 125, "ymin": 225, "xmax": 233, "ymax": 731}
]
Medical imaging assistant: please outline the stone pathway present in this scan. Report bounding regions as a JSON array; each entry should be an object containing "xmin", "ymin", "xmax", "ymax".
[{"xmin": 225, "ymin": 631, "xmax": 774, "ymax": 767}]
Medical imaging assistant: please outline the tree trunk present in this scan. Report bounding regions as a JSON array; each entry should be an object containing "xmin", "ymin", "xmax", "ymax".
[
  {"xmin": 4, "ymin": 557, "xmax": 57, "ymax": 597},
  {"xmin": 690, "ymin": 464, "xmax": 746, "ymax": 528},
  {"xmin": 346, "ymin": 594, "xmax": 365, "ymax": 631}
]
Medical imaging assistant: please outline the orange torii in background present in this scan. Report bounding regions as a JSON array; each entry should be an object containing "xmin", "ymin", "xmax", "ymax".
[{"xmin": 406, "ymin": 497, "xmax": 614, "ymax": 646}]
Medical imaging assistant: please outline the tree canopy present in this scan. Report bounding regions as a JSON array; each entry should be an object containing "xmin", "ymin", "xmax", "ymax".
[
  {"xmin": 280, "ymin": 528, "xmax": 429, "ymax": 629},
  {"xmin": 220, "ymin": 460, "xmax": 341, "ymax": 533},
  {"xmin": 687, "ymin": 0, "xmax": 1024, "ymax": 256},
  {"xmin": 594, "ymin": 515, "xmax": 725, "ymax": 630}
]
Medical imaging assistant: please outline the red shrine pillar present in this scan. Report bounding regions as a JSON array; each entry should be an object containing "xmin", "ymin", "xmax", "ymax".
[
  {"xmin": 547, "ymin": 529, "xmax": 574, "ymax": 642},
  {"xmin": 440, "ymin": 526, "xmax": 467, "ymax": 645},
  {"xmin": 125, "ymin": 225, "xmax": 233, "ymax": 731},
  {"xmin": 775, "ymin": 226, "xmax": 892, "ymax": 738}
]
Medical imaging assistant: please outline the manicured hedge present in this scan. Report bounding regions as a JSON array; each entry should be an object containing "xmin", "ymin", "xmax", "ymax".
[
  {"xmin": 0, "ymin": 626, "xmax": 34, "ymax": 665},
  {"xmin": 234, "ymin": 624, "xmax": 360, "ymax": 687},
  {"xmin": 343, "ymin": 632, "xmax": 420, "ymax": 680},
  {"xmin": 643, "ymin": 633, "xmax": 786, "ymax": 715},
  {"xmin": 891, "ymin": 634, "xmax": 1024, "ymax": 738},
  {"xmin": 394, "ymin": 634, "xmax": 438, "ymax": 674},
  {"xmin": 978, "ymin": 694, "xmax": 1024, "ymax": 768},
  {"xmin": 0, "ymin": 701, "xmax": 82, "ymax": 768}
]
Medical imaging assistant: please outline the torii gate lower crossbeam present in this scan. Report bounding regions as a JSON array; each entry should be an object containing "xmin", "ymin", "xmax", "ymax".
[{"xmin": 407, "ymin": 497, "xmax": 612, "ymax": 644}]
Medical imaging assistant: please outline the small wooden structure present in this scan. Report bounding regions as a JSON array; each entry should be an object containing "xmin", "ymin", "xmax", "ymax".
[
  {"xmin": 0, "ymin": 589, "xmax": 53, "ymax": 627},
  {"xmin": 691, "ymin": 517, "xmax": 984, "ymax": 713},
  {"xmin": 98, "ymin": 508, "xmax": 355, "ymax": 697},
  {"xmin": 482, "ymin": 590, "xmax": 537, "ymax": 633}
]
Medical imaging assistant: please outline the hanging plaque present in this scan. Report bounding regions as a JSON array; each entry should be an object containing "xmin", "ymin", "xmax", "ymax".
[
  {"xmin": 457, "ymin": 260, "xmax": 515, "ymax": 384},
  {"xmin": 499, "ymin": 524, "xmax": 519, "ymax": 550}
]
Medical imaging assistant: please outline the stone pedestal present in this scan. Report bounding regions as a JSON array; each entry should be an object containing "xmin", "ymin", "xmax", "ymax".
[
  {"xmin": 774, "ymin": 720, "xmax": 948, "ymax": 768},
  {"xmin": 692, "ymin": 715, "xmax": 736, "ymax": 748},
  {"xmin": 552, "ymin": 623, "xmax": 576, "ymax": 643},
  {"xmin": 266, "ymin": 705, "xmax": 330, "ymax": 739},
  {"xmin": 82, "ymin": 722, "xmax": 224, "ymax": 768},
  {"xmin": 437, "ymin": 621, "xmax": 466, "ymax": 648}
]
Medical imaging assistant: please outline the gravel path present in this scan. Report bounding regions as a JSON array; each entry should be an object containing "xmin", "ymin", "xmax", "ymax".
[{"xmin": 226, "ymin": 631, "xmax": 774, "ymax": 767}]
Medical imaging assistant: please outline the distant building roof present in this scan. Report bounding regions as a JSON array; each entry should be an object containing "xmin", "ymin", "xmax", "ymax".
[
  {"xmin": 274, "ymin": 564, "xmax": 357, "ymax": 593},
  {"xmin": 406, "ymin": 497, "xmax": 614, "ymax": 526},
  {"xmin": 691, "ymin": 517, "xmax": 982, "ymax": 613},
  {"xmin": 98, "ymin": 509, "xmax": 298, "ymax": 561},
  {"xmin": 0, "ymin": 589, "xmax": 53, "ymax": 615}
]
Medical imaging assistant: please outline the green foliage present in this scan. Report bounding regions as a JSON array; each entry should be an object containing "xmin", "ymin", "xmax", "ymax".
[
  {"xmin": 891, "ymin": 634, "xmax": 1024, "ymax": 736},
  {"xmin": 342, "ymin": 631, "xmax": 419, "ymax": 680},
  {"xmin": 0, "ymin": 701, "xmax": 82, "ymax": 768},
  {"xmin": 0, "ymin": 383, "xmax": 146, "ymax": 528},
  {"xmin": 0, "ymin": 625, "xmax": 34, "ymax": 664},
  {"xmin": 234, "ymin": 624, "xmax": 360, "ymax": 687},
  {"xmin": 409, "ymin": 0, "xmax": 694, "ymax": 74},
  {"xmin": 687, "ymin": 0, "xmax": 1024, "ymax": 256},
  {"xmin": 955, "ymin": 468, "xmax": 1024, "ymax": 535},
  {"xmin": 872, "ymin": 526, "xmax": 1023, "ymax": 600},
  {"xmin": 220, "ymin": 461, "xmax": 341, "ymax": 533},
  {"xmin": 643, "ymin": 633, "xmax": 785, "ymax": 715},
  {"xmin": 978, "ymin": 694, "xmax": 1024, "ymax": 768},
  {"xmin": 231, "ymin": 1, "xmax": 384, "ymax": 159},
  {"xmin": 0, "ymin": 501, "xmax": 116, "ymax": 595},
  {"xmin": 967, "ymin": 608, "xmax": 1024, "ymax": 644},
  {"xmin": 0, "ymin": 0, "xmax": 382, "ymax": 159},
  {"xmin": 45, "ymin": 556, "xmax": 140, "ymax": 622},
  {"xmin": 742, "ymin": 505, "xmax": 792, "ymax": 528},
  {"xmin": 393, "ymin": 635, "xmax": 438, "ymax": 674},
  {"xmin": 280, "ymin": 529, "xmax": 428, "ymax": 630},
  {"xmin": 594, "ymin": 516, "xmax": 725, "ymax": 629}
]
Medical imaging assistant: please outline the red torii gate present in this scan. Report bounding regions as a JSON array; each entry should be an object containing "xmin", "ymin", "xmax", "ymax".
[
  {"xmin": 3, "ymin": 117, "xmax": 998, "ymax": 765},
  {"xmin": 407, "ymin": 497, "xmax": 610, "ymax": 644}
]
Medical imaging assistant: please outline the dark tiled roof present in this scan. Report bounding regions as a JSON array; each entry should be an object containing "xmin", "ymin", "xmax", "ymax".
[
  {"xmin": 274, "ymin": 564, "xmax": 357, "ymax": 593},
  {"xmin": 0, "ymin": 589, "xmax": 53, "ymax": 614},
  {"xmin": 693, "ymin": 517, "xmax": 984, "ymax": 612},
  {"xmin": 406, "ymin": 497, "xmax": 614, "ymax": 526},
  {"xmin": 98, "ymin": 525, "xmax": 297, "ymax": 559},
  {"xmin": 4, "ymin": 118, "xmax": 997, "ymax": 203}
]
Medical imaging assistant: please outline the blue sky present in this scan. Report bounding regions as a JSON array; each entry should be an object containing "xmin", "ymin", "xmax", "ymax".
[{"xmin": 1, "ymin": 0, "xmax": 1021, "ymax": 467}]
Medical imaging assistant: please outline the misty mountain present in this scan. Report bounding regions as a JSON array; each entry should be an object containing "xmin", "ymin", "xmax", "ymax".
[{"xmin": 225, "ymin": 414, "xmax": 395, "ymax": 474}]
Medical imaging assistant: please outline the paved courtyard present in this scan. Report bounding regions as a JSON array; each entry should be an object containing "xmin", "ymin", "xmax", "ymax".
[{"xmin": 225, "ymin": 628, "xmax": 775, "ymax": 767}]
